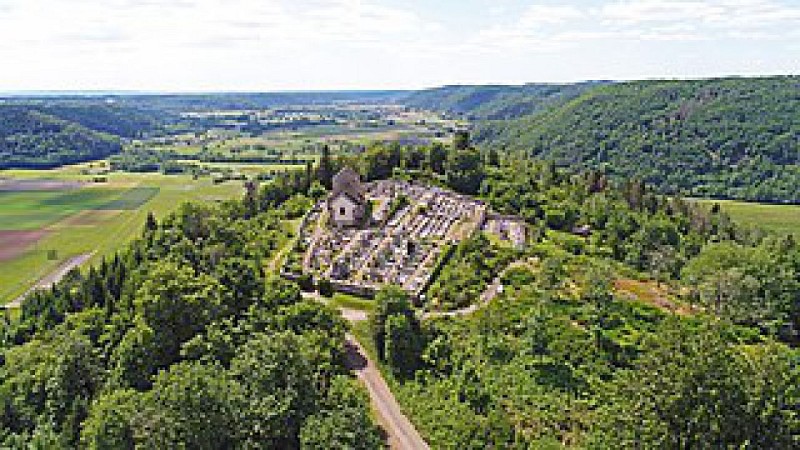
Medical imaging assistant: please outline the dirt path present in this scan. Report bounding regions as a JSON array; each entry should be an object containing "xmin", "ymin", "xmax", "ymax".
[
  {"xmin": 422, "ymin": 275, "xmax": 502, "ymax": 320},
  {"xmin": 422, "ymin": 258, "xmax": 533, "ymax": 320},
  {"xmin": 268, "ymin": 220, "xmax": 304, "ymax": 274},
  {"xmin": 4, "ymin": 252, "xmax": 95, "ymax": 309}
]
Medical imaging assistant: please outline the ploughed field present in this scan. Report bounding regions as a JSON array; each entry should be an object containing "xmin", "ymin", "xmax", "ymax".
[{"xmin": 0, "ymin": 163, "xmax": 245, "ymax": 305}]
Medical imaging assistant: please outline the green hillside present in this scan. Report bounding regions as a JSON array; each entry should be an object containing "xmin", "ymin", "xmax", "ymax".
[
  {"xmin": 480, "ymin": 76, "xmax": 800, "ymax": 203},
  {"xmin": 402, "ymin": 82, "xmax": 604, "ymax": 119},
  {"xmin": 0, "ymin": 106, "xmax": 122, "ymax": 169},
  {"xmin": 30, "ymin": 104, "xmax": 163, "ymax": 138}
]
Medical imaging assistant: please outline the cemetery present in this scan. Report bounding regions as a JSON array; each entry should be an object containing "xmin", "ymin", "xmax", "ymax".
[{"xmin": 287, "ymin": 168, "xmax": 526, "ymax": 298}]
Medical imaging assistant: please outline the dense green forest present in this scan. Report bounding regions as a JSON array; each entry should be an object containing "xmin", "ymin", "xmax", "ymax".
[
  {"xmin": 0, "ymin": 172, "xmax": 384, "ymax": 448},
  {"xmin": 346, "ymin": 142, "xmax": 799, "ymax": 448},
  {"xmin": 402, "ymin": 82, "xmax": 603, "ymax": 120},
  {"xmin": 31, "ymin": 104, "xmax": 164, "ymax": 138},
  {"xmin": 0, "ymin": 106, "xmax": 122, "ymax": 169},
  {"xmin": 0, "ymin": 103, "xmax": 168, "ymax": 169},
  {"xmin": 1, "ymin": 93, "xmax": 798, "ymax": 448},
  {"xmin": 476, "ymin": 76, "xmax": 800, "ymax": 203}
]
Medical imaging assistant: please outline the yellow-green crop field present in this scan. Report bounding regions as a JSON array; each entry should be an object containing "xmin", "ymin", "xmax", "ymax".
[{"xmin": 0, "ymin": 162, "xmax": 248, "ymax": 305}]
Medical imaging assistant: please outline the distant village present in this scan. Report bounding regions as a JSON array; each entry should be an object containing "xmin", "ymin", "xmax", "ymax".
[{"xmin": 285, "ymin": 167, "xmax": 527, "ymax": 298}]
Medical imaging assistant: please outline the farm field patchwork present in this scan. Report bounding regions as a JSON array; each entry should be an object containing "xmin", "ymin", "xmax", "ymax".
[
  {"xmin": 0, "ymin": 188, "xmax": 126, "ymax": 230},
  {"xmin": 0, "ymin": 163, "xmax": 246, "ymax": 305}
]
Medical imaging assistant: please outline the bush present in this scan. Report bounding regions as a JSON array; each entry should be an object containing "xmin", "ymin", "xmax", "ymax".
[
  {"xmin": 318, "ymin": 279, "xmax": 334, "ymax": 297},
  {"xmin": 296, "ymin": 274, "xmax": 314, "ymax": 292}
]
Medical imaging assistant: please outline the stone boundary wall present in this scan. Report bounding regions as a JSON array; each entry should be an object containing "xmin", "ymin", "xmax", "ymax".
[
  {"xmin": 330, "ymin": 281, "xmax": 376, "ymax": 299},
  {"xmin": 280, "ymin": 271, "xmax": 376, "ymax": 299},
  {"xmin": 486, "ymin": 213, "xmax": 526, "ymax": 222}
]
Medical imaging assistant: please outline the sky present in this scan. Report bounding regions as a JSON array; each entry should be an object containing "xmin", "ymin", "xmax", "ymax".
[{"xmin": 0, "ymin": 0, "xmax": 798, "ymax": 92}]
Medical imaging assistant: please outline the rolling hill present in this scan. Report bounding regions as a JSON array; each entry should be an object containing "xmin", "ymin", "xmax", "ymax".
[
  {"xmin": 0, "ymin": 106, "xmax": 123, "ymax": 169},
  {"xmin": 401, "ymin": 82, "xmax": 604, "ymax": 119},
  {"xmin": 478, "ymin": 76, "xmax": 800, "ymax": 203},
  {"xmin": 0, "ymin": 102, "xmax": 171, "ymax": 169}
]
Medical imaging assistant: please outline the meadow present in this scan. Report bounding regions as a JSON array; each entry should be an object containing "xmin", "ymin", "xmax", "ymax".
[
  {"xmin": 156, "ymin": 108, "xmax": 455, "ymax": 158},
  {"xmin": 0, "ymin": 163, "xmax": 249, "ymax": 305},
  {"xmin": 697, "ymin": 199, "xmax": 800, "ymax": 235}
]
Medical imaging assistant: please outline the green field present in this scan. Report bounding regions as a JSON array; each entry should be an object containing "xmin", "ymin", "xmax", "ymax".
[
  {"xmin": 0, "ymin": 188, "xmax": 126, "ymax": 230},
  {"xmin": 697, "ymin": 199, "xmax": 800, "ymax": 235},
  {"xmin": 151, "ymin": 109, "xmax": 455, "ymax": 158},
  {"xmin": 0, "ymin": 163, "xmax": 246, "ymax": 305}
]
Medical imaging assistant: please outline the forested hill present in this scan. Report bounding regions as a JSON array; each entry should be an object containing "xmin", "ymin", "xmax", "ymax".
[
  {"xmin": 0, "ymin": 104, "xmax": 162, "ymax": 169},
  {"xmin": 401, "ymin": 82, "xmax": 605, "ymax": 119},
  {"xmin": 87, "ymin": 91, "xmax": 406, "ymax": 113},
  {"xmin": 477, "ymin": 76, "xmax": 800, "ymax": 203},
  {"xmin": 30, "ymin": 104, "xmax": 163, "ymax": 138}
]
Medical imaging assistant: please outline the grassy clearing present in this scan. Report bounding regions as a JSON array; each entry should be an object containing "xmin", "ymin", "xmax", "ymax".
[
  {"xmin": 695, "ymin": 199, "xmax": 800, "ymax": 235},
  {"xmin": 613, "ymin": 278, "xmax": 692, "ymax": 316},
  {"xmin": 329, "ymin": 292, "xmax": 376, "ymax": 313},
  {"xmin": 0, "ymin": 164, "xmax": 244, "ymax": 305},
  {"xmin": 352, "ymin": 320, "xmax": 378, "ymax": 360}
]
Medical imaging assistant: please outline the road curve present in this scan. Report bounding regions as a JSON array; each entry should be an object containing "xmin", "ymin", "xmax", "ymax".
[
  {"xmin": 4, "ymin": 252, "xmax": 95, "ymax": 309},
  {"xmin": 422, "ymin": 258, "xmax": 535, "ymax": 320}
]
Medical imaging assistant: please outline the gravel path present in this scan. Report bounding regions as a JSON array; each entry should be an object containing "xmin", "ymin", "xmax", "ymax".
[{"xmin": 422, "ymin": 258, "xmax": 535, "ymax": 320}]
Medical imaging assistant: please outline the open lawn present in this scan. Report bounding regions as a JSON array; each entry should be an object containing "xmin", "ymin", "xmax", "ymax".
[
  {"xmin": 696, "ymin": 199, "xmax": 800, "ymax": 235},
  {"xmin": 329, "ymin": 292, "xmax": 376, "ymax": 313},
  {"xmin": 0, "ymin": 162, "xmax": 244, "ymax": 305}
]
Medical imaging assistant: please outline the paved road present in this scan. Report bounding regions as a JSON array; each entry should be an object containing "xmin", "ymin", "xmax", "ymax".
[
  {"xmin": 344, "ymin": 334, "xmax": 430, "ymax": 450},
  {"xmin": 4, "ymin": 252, "xmax": 95, "ymax": 309},
  {"xmin": 303, "ymin": 259, "xmax": 532, "ymax": 448},
  {"xmin": 302, "ymin": 291, "xmax": 429, "ymax": 449}
]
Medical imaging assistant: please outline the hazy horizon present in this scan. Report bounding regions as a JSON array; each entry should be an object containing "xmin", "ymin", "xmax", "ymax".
[
  {"xmin": 1, "ymin": 0, "xmax": 798, "ymax": 91},
  {"xmin": 2, "ymin": 74, "xmax": 797, "ymax": 97}
]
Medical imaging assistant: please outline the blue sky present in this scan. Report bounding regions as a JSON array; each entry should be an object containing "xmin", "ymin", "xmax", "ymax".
[{"xmin": 0, "ymin": 0, "xmax": 797, "ymax": 91}]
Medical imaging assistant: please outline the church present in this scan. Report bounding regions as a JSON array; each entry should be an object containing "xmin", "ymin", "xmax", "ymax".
[{"xmin": 327, "ymin": 167, "xmax": 367, "ymax": 227}]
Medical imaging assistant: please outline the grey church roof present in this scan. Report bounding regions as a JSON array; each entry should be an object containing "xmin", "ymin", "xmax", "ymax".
[{"xmin": 331, "ymin": 167, "xmax": 365, "ymax": 205}]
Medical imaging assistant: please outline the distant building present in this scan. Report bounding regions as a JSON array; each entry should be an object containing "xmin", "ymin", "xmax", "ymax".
[
  {"xmin": 485, "ymin": 215, "xmax": 527, "ymax": 249},
  {"xmin": 328, "ymin": 167, "xmax": 367, "ymax": 227},
  {"xmin": 571, "ymin": 224, "xmax": 592, "ymax": 238}
]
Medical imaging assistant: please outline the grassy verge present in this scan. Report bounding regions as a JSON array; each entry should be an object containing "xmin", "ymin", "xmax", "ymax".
[{"xmin": 330, "ymin": 292, "xmax": 376, "ymax": 313}]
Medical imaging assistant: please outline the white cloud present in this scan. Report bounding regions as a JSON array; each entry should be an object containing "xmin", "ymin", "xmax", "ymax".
[
  {"xmin": 518, "ymin": 5, "xmax": 584, "ymax": 26},
  {"xmin": 475, "ymin": 0, "xmax": 800, "ymax": 50},
  {"xmin": 0, "ymin": 0, "xmax": 796, "ymax": 90},
  {"xmin": 598, "ymin": 1, "xmax": 722, "ymax": 24},
  {"xmin": 599, "ymin": 0, "xmax": 800, "ymax": 28},
  {"xmin": 0, "ymin": 0, "xmax": 436, "ymax": 51}
]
